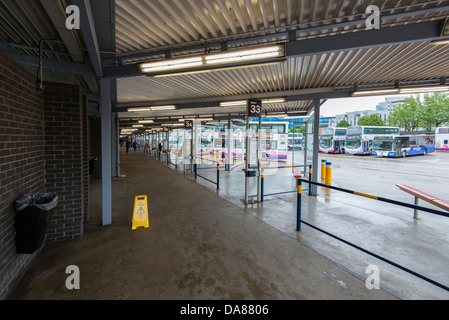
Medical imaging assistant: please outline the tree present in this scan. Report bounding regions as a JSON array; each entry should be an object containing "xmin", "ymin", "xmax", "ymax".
[
  {"xmin": 387, "ymin": 95, "xmax": 423, "ymax": 131},
  {"xmin": 357, "ymin": 114, "xmax": 384, "ymax": 126},
  {"xmin": 289, "ymin": 125, "xmax": 306, "ymax": 134},
  {"xmin": 421, "ymin": 92, "xmax": 449, "ymax": 130},
  {"xmin": 336, "ymin": 120, "xmax": 351, "ymax": 128}
]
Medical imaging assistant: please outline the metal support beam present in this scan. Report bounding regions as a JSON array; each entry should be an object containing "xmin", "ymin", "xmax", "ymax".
[
  {"xmin": 111, "ymin": 112, "xmax": 120, "ymax": 177},
  {"xmin": 226, "ymin": 119, "xmax": 231, "ymax": 171},
  {"xmin": 311, "ymin": 99, "xmax": 321, "ymax": 196},
  {"xmin": 1, "ymin": 50, "xmax": 96, "ymax": 76},
  {"xmin": 72, "ymin": 0, "xmax": 103, "ymax": 77},
  {"xmin": 101, "ymin": 78, "xmax": 112, "ymax": 225},
  {"xmin": 286, "ymin": 20, "xmax": 441, "ymax": 58}
]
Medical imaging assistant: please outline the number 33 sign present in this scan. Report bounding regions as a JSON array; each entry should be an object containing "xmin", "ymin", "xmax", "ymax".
[{"xmin": 247, "ymin": 99, "xmax": 262, "ymax": 118}]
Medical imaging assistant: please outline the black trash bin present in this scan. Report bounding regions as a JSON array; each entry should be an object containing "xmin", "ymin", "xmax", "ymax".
[
  {"xmin": 14, "ymin": 193, "xmax": 58, "ymax": 254},
  {"xmin": 89, "ymin": 157, "xmax": 97, "ymax": 175}
]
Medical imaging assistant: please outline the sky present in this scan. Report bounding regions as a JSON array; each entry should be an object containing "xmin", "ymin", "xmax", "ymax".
[{"xmin": 319, "ymin": 93, "xmax": 416, "ymax": 117}]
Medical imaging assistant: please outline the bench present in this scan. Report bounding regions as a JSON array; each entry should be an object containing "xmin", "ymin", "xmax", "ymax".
[
  {"xmin": 396, "ymin": 184, "xmax": 449, "ymax": 219},
  {"xmin": 293, "ymin": 166, "xmax": 302, "ymax": 179}
]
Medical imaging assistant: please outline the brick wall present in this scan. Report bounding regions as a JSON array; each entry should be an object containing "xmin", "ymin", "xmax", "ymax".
[
  {"xmin": 0, "ymin": 51, "xmax": 89, "ymax": 299},
  {"xmin": 0, "ymin": 51, "xmax": 45, "ymax": 299},
  {"xmin": 43, "ymin": 82, "xmax": 87, "ymax": 243}
]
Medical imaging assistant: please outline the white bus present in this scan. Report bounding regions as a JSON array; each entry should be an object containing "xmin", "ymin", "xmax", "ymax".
[
  {"xmin": 373, "ymin": 135, "xmax": 435, "ymax": 157},
  {"xmin": 435, "ymin": 127, "xmax": 449, "ymax": 151},
  {"xmin": 345, "ymin": 126, "xmax": 400, "ymax": 155},
  {"xmin": 319, "ymin": 127, "xmax": 347, "ymax": 154},
  {"xmin": 288, "ymin": 132, "xmax": 304, "ymax": 150}
]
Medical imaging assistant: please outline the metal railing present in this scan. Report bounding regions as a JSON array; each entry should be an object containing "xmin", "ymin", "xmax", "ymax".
[
  {"xmin": 194, "ymin": 163, "xmax": 220, "ymax": 190},
  {"xmin": 296, "ymin": 178, "xmax": 449, "ymax": 292},
  {"xmin": 260, "ymin": 164, "xmax": 312, "ymax": 201}
]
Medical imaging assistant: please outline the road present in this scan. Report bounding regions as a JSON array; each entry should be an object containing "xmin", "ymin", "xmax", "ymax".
[{"xmin": 288, "ymin": 150, "xmax": 449, "ymax": 201}]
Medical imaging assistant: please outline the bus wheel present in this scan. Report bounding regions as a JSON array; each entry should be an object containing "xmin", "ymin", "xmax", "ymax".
[
  {"xmin": 402, "ymin": 151, "xmax": 407, "ymax": 158},
  {"xmin": 423, "ymin": 148, "xmax": 427, "ymax": 155},
  {"xmin": 261, "ymin": 153, "xmax": 268, "ymax": 161},
  {"xmin": 340, "ymin": 148, "xmax": 345, "ymax": 154}
]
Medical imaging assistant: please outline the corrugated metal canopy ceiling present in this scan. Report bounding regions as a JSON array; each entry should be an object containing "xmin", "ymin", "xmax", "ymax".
[{"xmin": 114, "ymin": 0, "xmax": 449, "ymax": 118}]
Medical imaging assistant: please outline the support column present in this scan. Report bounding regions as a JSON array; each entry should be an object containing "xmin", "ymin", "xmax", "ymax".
[
  {"xmin": 226, "ymin": 119, "xmax": 231, "ymax": 171},
  {"xmin": 311, "ymin": 99, "xmax": 321, "ymax": 196},
  {"xmin": 101, "ymin": 78, "xmax": 112, "ymax": 226},
  {"xmin": 111, "ymin": 112, "xmax": 119, "ymax": 177}
]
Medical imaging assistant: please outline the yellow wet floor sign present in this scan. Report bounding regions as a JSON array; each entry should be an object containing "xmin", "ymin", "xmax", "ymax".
[{"xmin": 132, "ymin": 195, "xmax": 149, "ymax": 230}]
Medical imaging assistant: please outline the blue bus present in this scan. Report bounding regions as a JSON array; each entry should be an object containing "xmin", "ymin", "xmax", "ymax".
[{"xmin": 372, "ymin": 135, "xmax": 435, "ymax": 157}]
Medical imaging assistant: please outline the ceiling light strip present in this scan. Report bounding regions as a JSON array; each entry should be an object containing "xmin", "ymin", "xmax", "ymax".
[
  {"xmin": 139, "ymin": 45, "xmax": 283, "ymax": 74},
  {"xmin": 352, "ymin": 86, "xmax": 449, "ymax": 96}
]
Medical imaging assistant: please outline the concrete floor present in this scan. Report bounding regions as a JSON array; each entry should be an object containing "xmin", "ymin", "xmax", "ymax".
[{"xmin": 9, "ymin": 150, "xmax": 398, "ymax": 300}]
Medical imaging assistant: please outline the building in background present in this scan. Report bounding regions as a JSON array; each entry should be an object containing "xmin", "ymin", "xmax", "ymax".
[{"xmin": 330, "ymin": 96, "xmax": 410, "ymax": 127}]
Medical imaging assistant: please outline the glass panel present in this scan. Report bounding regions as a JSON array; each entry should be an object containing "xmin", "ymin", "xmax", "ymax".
[
  {"xmin": 346, "ymin": 139, "xmax": 361, "ymax": 149},
  {"xmin": 373, "ymin": 140, "xmax": 393, "ymax": 151},
  {"xmin": 347, "ymin": 126, "xmax": 362, "ymax": 135}
]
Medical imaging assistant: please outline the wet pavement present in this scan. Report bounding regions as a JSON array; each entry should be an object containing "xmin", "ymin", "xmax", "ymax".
[
  {"xmin": 9, "ymin": 150, "xmax": 400, "ymax": 300},
  {"xmin": 189, "ymin": 151, "xmax": 449, "ymax": 299}
]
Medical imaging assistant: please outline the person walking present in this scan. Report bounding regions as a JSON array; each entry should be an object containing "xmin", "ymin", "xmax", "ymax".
[{"xmin": 126, "ymin": 140, "xmax": 130, "ymax": 154}]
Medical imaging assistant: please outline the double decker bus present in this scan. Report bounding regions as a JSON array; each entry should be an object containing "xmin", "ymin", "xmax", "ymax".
[
  {"xmin": 436, "ymin": 127, "xmax": 449, "ymax": 151},
  {"xmin": 373, "ymin": 135, "xmax": 435, "ymax": 157},
  {"xmin": 345, "ymin": 126, "xmax": 400, "ymax": 155},
  {"xmin": 319, "ymin": 127, "xmax": 347, "ymax": 154}
]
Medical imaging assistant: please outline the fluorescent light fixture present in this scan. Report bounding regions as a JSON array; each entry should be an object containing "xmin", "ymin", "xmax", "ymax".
[
  {"xmin": 399, "ymin": 86, "xmax": 449, "ymax": 94},
  {"xmin": 219, "ymin": 100, "xmax": 247, "ymax": 107},
  {"xmin": 431, "ymin": 39, "xmax": 449, "ymax": 45},
  {"xmin": 352, "ymin": 86, "xmax": 449, "ymax": 96},
  {"xmin": 138, "ymin": 120, "xmax": 154, "ymax": 124},
  {"xmin": 132, "ymin": 125, "xmax": 143, "ymax": 128},
  {"xmin": 140, "ymin": 57, "xmax": 203, "ymax": 73},
  {"xmin": 263, "ymin": 113, "xmax": 288, "ymax": 118},
  {"xmin": 139, "ymin": 45, "xmax": 284, "ymax": 74},
  {"xmin": 263, "ymin": 98, "xmax": 286, "ymax": 104},
  {"xmin": 178, "ymin": 118, "xmax": 214, "ymax": 122},
  {"xmin": 149, "ymin": 105, "xmax": 176, "ymax": 111},
  {"xmin": 151, "ymin": 61, "xmax": 284, "ymax": 78},
  {"xmin": 219, "ymin": 97, "xmax": 286, "ymax": 107},
  {"xmin": 205, "ymin": 46, "xmax": 282, "ymax": 65},
  {"xmin": 161, "ymin": 123, "xmax": 184, "ymax": 127},
  {"xmin": 352, "ymin": 89, "xmax": 400, "ymax": 96},
  {"xmin": 128, "ymin": 105, "xmax": 176, "ymax": 112},
  {"xmin": 128, "ymin": 107, "xmax": 152, "ymax": 112}
]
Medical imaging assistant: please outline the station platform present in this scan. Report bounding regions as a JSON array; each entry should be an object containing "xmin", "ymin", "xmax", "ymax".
[{"xmin": 10, "ymin": 150, "xmax": 438, "ymax": 300}]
